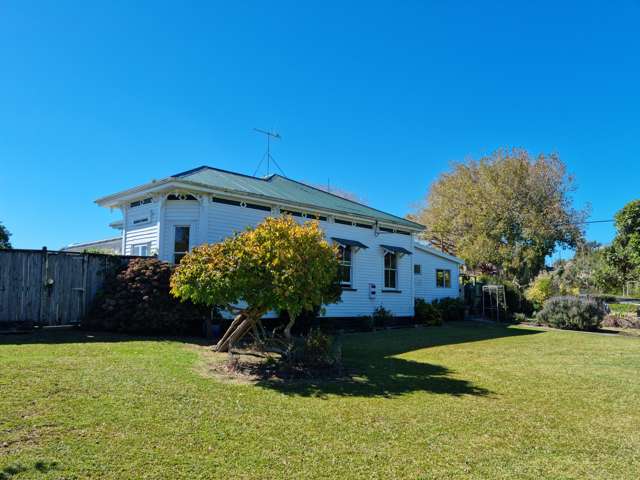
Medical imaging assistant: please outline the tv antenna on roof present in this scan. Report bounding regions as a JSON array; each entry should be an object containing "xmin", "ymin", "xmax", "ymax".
[{"xmin": 253, "ymin": 128, "xmax": 286, "ymax": 177}]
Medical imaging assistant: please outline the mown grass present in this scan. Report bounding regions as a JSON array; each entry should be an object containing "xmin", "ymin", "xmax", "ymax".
[{"xmin": 1, "ymin": 322, "xmax": 640, "ymax": 479}]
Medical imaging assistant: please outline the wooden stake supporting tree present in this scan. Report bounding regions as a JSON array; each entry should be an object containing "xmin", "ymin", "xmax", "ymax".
[{"xmin": 170, "ymin": 217, "xmax": 341, "ymax": 352}]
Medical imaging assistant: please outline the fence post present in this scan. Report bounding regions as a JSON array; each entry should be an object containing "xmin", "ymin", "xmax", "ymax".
[{"xmin": 38, "ymin": 247, "xmax": 48, "ymax": 325}]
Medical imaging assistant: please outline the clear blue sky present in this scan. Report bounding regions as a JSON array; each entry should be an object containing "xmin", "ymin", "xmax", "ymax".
[{"xmin": 1, "ymin": 1, "xmax": 639, "ymax": 250}]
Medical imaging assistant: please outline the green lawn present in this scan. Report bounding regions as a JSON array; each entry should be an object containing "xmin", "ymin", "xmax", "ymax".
[{"xmin": 2, "ymin": 323, "xmax": 640, "ymax": 479}]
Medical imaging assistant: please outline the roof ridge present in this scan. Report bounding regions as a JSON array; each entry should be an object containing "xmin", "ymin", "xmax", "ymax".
[{"xmin": 173, "ymin": 165, "xmax": 271, "ymax": 182}]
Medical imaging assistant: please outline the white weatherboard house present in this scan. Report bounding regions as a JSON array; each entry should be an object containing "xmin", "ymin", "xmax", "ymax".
[{"xmin": 96, "ymin": 166, "xmax": 463, "ymax": 319}]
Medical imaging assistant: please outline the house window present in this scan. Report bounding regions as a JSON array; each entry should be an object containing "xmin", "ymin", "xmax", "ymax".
[
  {"xmin": 130, "ymin": 197, "xmax": 152, "ymax": 208},
  {"xmin": 414, "ymin": 264, "xmax": 421, "ymax": 275},
  {"xmin": 174, "ymin": 226, "xmax": 190, "ymax": 263},
  {"xmin": 436, "ymin": 269, "xmax": 451, "ymax": 288},
  {"xmin": 384, "ymin": 251, "xmax": 398, "ymax": 289},
  {"xmin": 337, "ymin": 245, "xmax": 352, "ymax": 286},
  {"xmin": 131, "ymin": 243, "xmax": 151, "ymax": 256}
]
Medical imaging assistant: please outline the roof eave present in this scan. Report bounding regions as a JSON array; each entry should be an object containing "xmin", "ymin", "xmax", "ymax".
[
  {"xmin": 415, "ymin": 243, "xmax": 465, "ymax": 264},
  {"xmin": 95, "ymin": 176, "xmax": 425, "ymax": 231}
]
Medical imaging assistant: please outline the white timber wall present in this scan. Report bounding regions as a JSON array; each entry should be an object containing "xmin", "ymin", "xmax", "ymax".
[
  {"xmin": 160, "ymin": 200, "xmax": 201, "ymax": 261},
  {"xmin": 123, "ymin": 200, "xmax": 160, "ymax": 256},
  {"xmin": 205, "ymin": 200, "xmax": 415, "ymax": 317},
  {"xmin": 413, "ymin": 248, "xmax": 461, "ymax": 302},
  {"xmin": 134, "ymin": 194, "xmax": 419, "ymax": 317}
]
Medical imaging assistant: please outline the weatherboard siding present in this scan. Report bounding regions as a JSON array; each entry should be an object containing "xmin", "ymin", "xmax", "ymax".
[
  {"xmin": 413, "ymin": 248, "xmax": 461, "ymax": 301},
  {"xmin": 123, "ymin": 202, "xmax": 159, "ymax": 256},
  {"xmin": 207, "ymin": 201, "xmax": 273, "ymax": 243},
  {"xmin": 204, "ymin": 201, "xmax": 414, "ymax": 317},
  {"xmin": 161, "ymin": 200, "xmax": 201, "ymax": 261},
  {"xmin": 146, "ymin": 198, "xmax": 454, "ymax": 317}
]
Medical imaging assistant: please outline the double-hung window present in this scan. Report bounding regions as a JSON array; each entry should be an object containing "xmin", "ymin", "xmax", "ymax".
[
  {"xmin": 337, "ymin": 245, "xmax": 352, "ymax": 286},
  {"xmin": 384, "ymin": 251, "xmax": 398, "ymax": 289},
  {"xmin": 436, "ymin": 269, "xmax": 451, "ymax": 288}
]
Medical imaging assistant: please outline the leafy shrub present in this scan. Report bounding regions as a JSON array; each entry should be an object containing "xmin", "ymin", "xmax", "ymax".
[
  {"xmin": 432, "ymin": 297, "xmax": 466, "ymax": 322},
  {"xmin": 513, "ymin": 312, "xmax": 527, "ymax": 323},
  {"xmin": 536, "ymin": 296, "xmax": 605, "ymax": 331},
  {"xmin": 85, "ymin": 258, "xmax": 209, "ymax": 335},
  {"xmin": 372, "ymin": 306, "xmax": 393, "ymax": 328},
  {"xmin": 602, "ymin": 314, "xmax": 640, "ymax": 329},
  {"xmin": 357, "ymin": 315, "xmax": 375, "ymax": 332},
  {"xmin": 502, "ymin": 280, "xmax": 534, "ymax": 316},
  {"xmin": 286, "ymin": 329, "xmax": 341, "ymax": 368},
  {"xmin": 525, "ymin": 272, "xmax": 556, "ymax": 310},
  {"xmin": 414, "ymin": 298, "xmax": 442, "ymax": 326}
]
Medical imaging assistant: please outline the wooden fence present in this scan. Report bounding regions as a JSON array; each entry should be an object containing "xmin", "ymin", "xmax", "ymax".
[{"xmin": 0, "ymin": 248, "xmax": 134, "ymax": 328}]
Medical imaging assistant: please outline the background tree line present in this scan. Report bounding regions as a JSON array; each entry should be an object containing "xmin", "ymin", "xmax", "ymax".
[{"xmin": 411, "ymin": 148, "xmax": 640, "ymax": 298}]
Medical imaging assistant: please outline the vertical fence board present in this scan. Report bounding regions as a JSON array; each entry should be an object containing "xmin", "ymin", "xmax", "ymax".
[{"xmin": 0, "ymin": 249, "xmax": 135, "ymax": 327}]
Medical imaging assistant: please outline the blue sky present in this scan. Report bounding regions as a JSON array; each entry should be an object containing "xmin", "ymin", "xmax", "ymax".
[{"xmin": 1, "ymin": 1, "xmax": 639, "ymax": 250}]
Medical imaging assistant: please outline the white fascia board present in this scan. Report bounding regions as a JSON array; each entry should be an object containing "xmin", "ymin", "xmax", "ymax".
[{"xmin": 95, "ymin": 179, "xmax": 197, "ymax": 208}]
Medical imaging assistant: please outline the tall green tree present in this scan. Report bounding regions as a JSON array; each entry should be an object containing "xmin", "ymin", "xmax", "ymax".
[
  {"xmin": 410, "ymin": 149, "xmax": 587, "ymax": 284},
  {"xmin": 0, "ymin": 222, "xmax": 11, "ymax": 249},
  {"xmin": 603, "ymin": 200, "xmax": 640, "ymax": 292}
]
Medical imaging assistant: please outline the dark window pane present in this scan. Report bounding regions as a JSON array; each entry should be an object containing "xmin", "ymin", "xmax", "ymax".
[
  {"xmin": 174, "ymin": 226, "xmax": 190, "ymax": 254},
  {"xmin": 338, "ymin": 265, "xmax": 351, "ymax": 284},
  {"xmin": 174, "ymin": 253, "xmax": 186, "ymax": 264},
  {"xmin": 385, "ymin": 269, "xmax": 396, "ymax": 289}
]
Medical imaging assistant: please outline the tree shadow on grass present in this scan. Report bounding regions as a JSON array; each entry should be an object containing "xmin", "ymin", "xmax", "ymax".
[
  {"xmin": 256, "ymin": 322, "xmax": 543, "ymax": 399},
  {"xmin": 0, "ymin": 461, "xmax": 59, "ymax": 480},
  {"xmin": 256, "ymin": 357, "xmax": 491, "ymax": 399},
  {"xmin": 0, "ymin": 327, "xmax": 212, "ymax": 347}
]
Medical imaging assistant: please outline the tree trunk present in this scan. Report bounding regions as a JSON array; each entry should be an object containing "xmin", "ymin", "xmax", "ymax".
[
  {"xmin": 283, "ymin": 313, "xmax": 296, "ymax": 340},
  {"xmin": 215, "ymin": 309, "xmax": 266, "ymax": 352},
  {"xmin": 214, "ymin": 312, "xmax": 246, "ymax": 352}
]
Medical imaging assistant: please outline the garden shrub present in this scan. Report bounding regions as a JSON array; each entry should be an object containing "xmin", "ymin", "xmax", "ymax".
[
  {"xmin": 85, "ymin": 258, "xmax": 209, "ymax": 335},
  {"xmin": 502, "ymin": 280, "xmax": 534, "ymax": 316},
  {"xmin": 513, "ymin": 312, "xmax": 527, "ymax": 323},
  {"xmin": 357, "ymin": 315, "xmax": 375, "ymax": 332},
  {"xmin": 602, "ymin": 314, "xmax": 640, "ymax": 329},
  {"xmin": 432, "ymin": 297, "xmax": 465, "ymax": 322},
  {"xmin": 414, "ymin": 298, "xmax": 442, "ymax": 326},
  {"xmin": 372, "ymin": 306, "xmax": 393, "ymax": 328},
  {"xmin": 525, "ymin": 272, "xmax": 556, "ymax": 310},
  {"xmin": 286, "ymin": 329, "xmax": 341, "ymax": 368},
  {"xmin": 536, "ymin": 296, "xmax": 604, "ymax": 331}
]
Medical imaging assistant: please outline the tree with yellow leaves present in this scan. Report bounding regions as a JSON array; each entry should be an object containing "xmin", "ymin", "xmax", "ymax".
[{"xmin": 170, "ymin": 216, "xmax": 341, "ymax": 352}]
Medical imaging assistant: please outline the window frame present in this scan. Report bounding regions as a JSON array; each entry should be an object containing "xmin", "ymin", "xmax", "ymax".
[
  {"xmin": 436, "ymin": 269, "xmax": 452, "ymax": 288},
  {"xmin": 173, "ymin": 225, "xmax": 191, "ymax": 264},
  {"xmin": 131, "ymin": 243, "xmax": 151, "ymax": 257},
  {"xmin": 414, "ymin": 264, "xmax": 422, "ymax": 275},
  {"xmin": 384, "ymin": 251, "xmax": 398, "ymax": 289},
  {"xmin": 337, "ymin": 244, "xmax": 353, "ymax": 287}
]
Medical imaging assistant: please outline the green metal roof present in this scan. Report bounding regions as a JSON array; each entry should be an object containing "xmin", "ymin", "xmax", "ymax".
[{"xmin": 172, "ymin": 166, "xmax": 424, "ymax": 230}]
